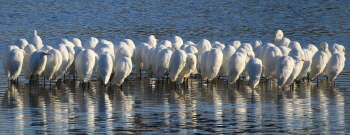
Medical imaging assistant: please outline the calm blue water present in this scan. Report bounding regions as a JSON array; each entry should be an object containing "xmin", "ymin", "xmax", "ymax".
[{"xmin": 1, "ymin": 0, "xmax": 350, "ymax": 134}]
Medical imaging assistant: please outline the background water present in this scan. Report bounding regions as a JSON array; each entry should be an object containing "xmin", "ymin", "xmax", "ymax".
[{"xmin": 1, "ymin": 0, "xmax": 350, "ymax": 134}]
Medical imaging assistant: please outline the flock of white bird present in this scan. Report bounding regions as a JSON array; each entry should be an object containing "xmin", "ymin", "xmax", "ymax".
[{"xmin": 2, "ymin": 30, "xmax": 348, "ymax": 89}]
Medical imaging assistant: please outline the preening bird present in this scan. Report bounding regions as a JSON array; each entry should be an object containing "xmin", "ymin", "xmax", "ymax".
[
  {"xmin": 98, "ymin": 53, "xmax": 114, "ymax": 85},
  {"xmin": 274, "ymin": 30, "xmax": 290, "ymax": 47},
  {"xmin": 29, "ymin": 51, "xmax": 50, "ymax": 80},
  {"xmin": 75, "ymin": 49, "xmax": 97, "ymax": 82},
  {"xmin": 7, "ymin": 48, "xmax": 30, "ymax": 80},
  {"xmin": 44, "ymin": 49, "xmax": 62, "ymax": 81},
  {"xmin": 24, "ymin": 44, "xmax": 37, "ymax": 80},
  {"xmin": 276, "ymin": 56, "xmax": 294, "ymax": 87},
  {"xmin": 154, "ymin": 49, "xmax": 173, "ymax": 80},
  {"xmin": 168, "ymin": 50, "xmax": 187, "ymax": 82},
  {"xmin": 206, "ymin": 48, "xmax": 223, "ymax": 81},
  {"xmin": 325, "ymin": 46, "xmax": 349, "ymax": 83},
  {"xmin": 114, "ymin": 57, "xmax": 132, "ymax": 87},
  {"xmin": 179, "ymin": 53, "xmax": 197, "ymax": 83},
  {"xmin": 246, "ymin": 55, "xmax": 265, "ymax": 89}
]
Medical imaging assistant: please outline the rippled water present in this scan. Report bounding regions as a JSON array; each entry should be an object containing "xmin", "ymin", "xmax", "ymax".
[{"xmin": 1, "ymin": 0, "xmax": 350, "ymax": 134}]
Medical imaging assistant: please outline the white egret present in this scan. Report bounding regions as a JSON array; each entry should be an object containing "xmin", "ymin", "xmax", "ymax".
[
  {"xmin": 2, "ymin": 45, "xmax": 20, "ymax": 78},
  {"xmin": 14, "ymin": 39, "xmax": 28, "ymax": 49},
  {"xmin": 54, "ymin": 44, "xmax": 70, "ymax": 80},
  {"xmin": 279, "ymin": 46, "xmax": 291, "ymax": 56},
  {"xmin": 83, "ymin": 37, "xmax": 99, "ymax": 49},
  {"xmin": 285, "ymin": 56, "xmax": 305, "ymax": 86},
  {"xmin": 114, "ymin": 56, "xmax": 132, "ymax": 87},
  {"xmin": 250, "ymin": 39, "xmax": 262, "ymax": 52},
  {"xmin": 206, "ymin": 48, "xmax": 223, "ymax": 81},
  {"xmin": 309, "ymin": 50, "xmax": 329, "ymax": 80},
  {"xmin": 75, "ymin": 49, "xmax": 97, "ymax": 82},
  {"xmin": 134, "ymin": 43, "xmax": 148, "ymax": 74},
  {"xmin": 69, "ymin": 38, "xmax": 82, "ymax": 47},
  {"xmin": 155, "ymin": 49, "xmax": 173, "ymax": 80},
  {"xmin": 98, "ymin": 53, "xmax": 114, "ymax": 85},
  {"xmin": 29, "ymin": 51, "xmax": 50, "ymax": 80},
  {"xmin": 7, "ymin": 48, "xmax": 29, "ymax": 81},
  {"xmin": 169, "ymin": 35, "xmax": 183, "ymax": 51},
  {"xmin": 179, "ymin": 53, "xmax": 197, "ymax": 83},
  {"xmin": 227, "ymin": 52, "xmax": 246, "ymax": 84},
  {"xmin": 44, "ymin": 49, "xmax": 62, "ymax": 82},
  {"xmin": 200, "ymin": 51, "xmax": 210, "ymax": 80},
  {"xmin": 230, "ymin": 40, "xmax": 241, "ymax": 49},
  {"xmin": 196, "ymin": 39, "xmax": 211, "ymax": 73},
  {"xmin": 276, "ymin": 56, "xmax": 294, "ymax": 87},
  {"xmin": 168, "ymin": 50, "xmax": 187, "ymax": 82},
  {"xmin": 144, "ymin": 35, "xmax": 157, "ymax": 47},
  {"xmin": 24, "ymin": 44, "xmax": 37, "ymax": 80},
  {"xmin": 274, "ymin": 29, "xmax": 290, "ymax": 47},
  {"xmin": 263, "ymin": 46, "xmax": 282, "ymax": 79},
  {"xmin": 325, "ymin": 46, "xmax": 349, "ymax": 84},
  {"xmin": 28, "ymin": 30, "xmax": 43, "ymax": 45},
  {"xmin": 246, "ymin": 55, "xmax": 265, "ymax": 89}
]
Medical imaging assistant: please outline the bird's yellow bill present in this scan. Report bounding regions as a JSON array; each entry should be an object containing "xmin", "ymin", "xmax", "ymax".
[
  {"xmin": 45, "ymin": 53, "xmax": 51, "ymax": 55},
  {"xmin": 262, "ymin": 65, "xmax": 266, "ymax": 69},
  {"xmin": 247, "ymin": 54, "xmax": 251, "ymax": 59},
  {"xmin": 274, "ymin": 36, "xmax": 277, "ymax": 42},
  {"xmin": 23, "ymin": 52, "xmax": 30, "ymax": 56},
  {"xmin": 156, "ymin": 38, "xmax": 158, "ymax": 41},
  {"xmin": 302, "ymin": 59, "xmax": 307, "ymax": 62},
  {"xmin": 343, "ymin": 49, "xmax": 349, "ymax": 57}
]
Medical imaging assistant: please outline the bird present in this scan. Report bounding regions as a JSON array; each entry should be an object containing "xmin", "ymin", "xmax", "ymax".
[
  {"xmin": 297, "ymin": 49, "xmax": 313, "ymax": 80},
  {"xmin": 250, "ymin": 39, "xmax": 262, "ymax": 52},
  {"xmin": 28, "ymin": 30, "xmax": 43, "ymax": 46},
  {"xmin": 206, "ymin": 48, "xmax": 223, "ymax": 81},
  {"xmin": 122, "ymin": 39, "xmax": 136, "ymax": 54},
  {"xmin": 178, "ymin": 53, "xmax": 197, "ymax": 84},
  {"xmin": 144, "ymin": 35, "xmax": 158, "ymax": 47},
  {"xmin": 114, "ymin": 56, "xmax": 132, "ymax": 88},
  {"xmin": 23, "ymin": 44, "xmax": 37, "ymax": 80},
  {"xmin": 154, "ymin": 49, "xmax": 173, "ymax": 80},
  {"xmin": 309, "ymin": 49, "xmax": 329, "ymax": 80},
  {"xmin": 200, "ymin": 51, "xmax": 210, "ymax": 80},
  {"xmin": 279, "ymin": 46, "xmax": 291, "ymax": 56},
  {"xmin": 83, "ymin": 37, "xmax": 99, "ymax": 49},
  {"xmin": 276, "ymin": 56, "xmax": 294, "ymax": 87},
  {"xmin": 134, "ymin": 43, "xmax": 148, "ymax": 75},
  {"xmin": 44, "ymin": 49, "xmax": 62, "ymax": 82},
  {"xmin": 29, "ymin": 51, "xmax": 50, "ymax": 81},
  {"xmin": 325, "ymin": 46, "xmax": 349, "ymax": 84},
  {"xmin": 227, "ymin": 52, "xmax": 247, "ymax": 84},
  {"xmin": 169, "ymin": 35, "xmax": 183, "ymax": 51},
  {"xmin": 69, "ymin": 38, "xmax": 82, "ymax": 47},
  {"xmin": 274, "ymin": 29, "xmax": 291, "ymax": 47},
  {"xmin": 196, "ymin": 39, "xmax": 211, "ymax": 73},
  {"xmin": 14, "ymin": 39, "xmax": 28, "ymax": 49},
  {"xmin": 230, "ymin": 40, "xmax": 241, "ymax": 49},
  {"xmin": 168, "ymin": 50, "xmax": 187, "ymax": 82},
  {"xmin": 54, "ymin": 44, "xmax": 70, "ymax": 80},
  {"xmin": 246, "ymin": 55, "xmax": 265, "ymax": 89},
  {"xmin": 7, "ymin": 48, "xmax": 29, "ymax": 81},
  {"xmin": 75, "ymin": 49, "xmax": 97, "ymax": 83},
  {"xmin": 98, "ymin": 53, "xmax": 114, "ymax": 85},
  {"xmin": 2, "ymin": 45, "xmax": 20, "ymax": 78},
  {"xmin": 284, "ymin": 56, "xmax": 305, "ymax": 87},
  {"xmin": 263, "ymin": 46, "xmax": 282, "ymax": 79},
  {"xmin": 219, "ymin": 45, "xmax": 236, "ymax": 77}
]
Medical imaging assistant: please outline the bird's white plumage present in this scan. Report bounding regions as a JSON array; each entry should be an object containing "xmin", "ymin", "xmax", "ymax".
[
  {"xmin": 114, "ymin": 57, "xmax": 132, "ymax": 86},
  {"xmin": 83, "ymin": 37, "xmax": 99, "ymax": 49},
  {"xmin": 155, "ymin": 49, "xmax": 173, "ymax": 79},
  {"xmin": 276, "ymin": 56, "xmax": 294, "ymax": 87},
  {"xmin": 310, "ymin": 51, "xmax": 329, "ymax": 80},
  {"xmin": 134, "ymin": 43, "xmax": 148, "ymax": 72},
  {"xmin": 219, "ymin": 45, "xmax": 236, "ymax": 76},
  {"xmin": 7, "ymin": 48, "xmax": 24, "ymax": 80},
  {"xmin": 54, "ymin": 44, "xmax": 70, "ymax": 79},
  {"xmin": 285, "ymin": 56, "xmax": 304, "ymax": 86},
  {"xmin": 75, "ymin": 49, "xmax": 96, "ymax": 82},
  {"xmin": 44, "ymin": 49, "xmax": 62, "ymax": 81},
  {"xmin": 24, "ymin": 44, "xmax": 37, "ymax": 80},
  {"xmin": 28, "ymin": 30, "xmax": 43, "ymax": 46},
  {"xmin": 196, "ymin": 39, "xmax": 211, "ymax": 73},
  {"xmin": 69, "ymin": 38, "xmax": 82, "ymax": 47},
  {"xmin": 206, "ymin": 48, "xmax": 223, "ymax": 81},
  {"xmin": 297, "ymin": 49, "xmax": 313, "ymax": 79},
  {"xmin": 170, "ymin": 36, "xmax": 183, "ymax": 51},
  {"xmin": 2, "ymin": 45, "xmax": 20, "ymax": 78},
  {"xmin": 263, "ymin": 46, "xmax": 282, "ymax": 79},
  {"xmin": 98, "ymin": 53, "xmax": 114, "ymax": 84},
  {"xmin": 227, "ymin": 52, "xmax": 246, "ymax": 84},
  {"xmin": 274, "ymin": 30, "xmax": 290, "ymax": 47},
  {"xmin": 145, "ymin": 35, "xmax": 157, "ymax": 47},
  {"xmin": 168, "ymin": 50, "xmax": 187, "ymax": 82},
  {"xmin": 325, "ymin": 45, "xmax": 348, "ymax": 82},
  {"xmin": 279, "ymin": 46, "xmax": 291, "ymax": 56},
  {"xmin": 14, "ymin": 39, "xmax": 28, "ymax": 49},
  {"xmin": 250, "ymin": 39, "xmax": 262, "ymax": 52},
  {"xmin": 179, "ymin": 53, "xmax": 197, "ymax": 83},
  {"xmin": 246, "ymin": 58, "xmax": 263, "ymax": 89},
  {"xmin": 29, "ymin": 51, "xmax": 48, "ymax": 78},
  {"xmin": 200, "ymin": 51, "xmax": 210, "ymax": 80}
]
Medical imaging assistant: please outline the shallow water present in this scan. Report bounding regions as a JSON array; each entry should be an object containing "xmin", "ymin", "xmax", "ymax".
[{"xmin": 1, "ymin": 0, "xmax": 350, "ymax": 134}]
